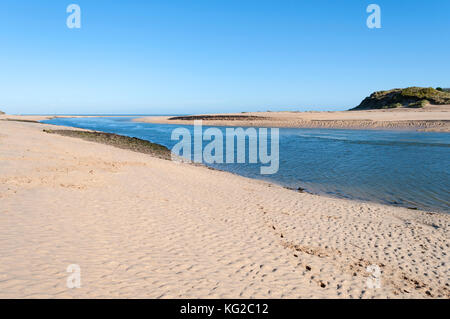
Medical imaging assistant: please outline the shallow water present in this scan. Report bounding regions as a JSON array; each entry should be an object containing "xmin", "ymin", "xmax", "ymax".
[{"xmin": 42, "ymin": 117, "xmax": 450, "ymax": 213}]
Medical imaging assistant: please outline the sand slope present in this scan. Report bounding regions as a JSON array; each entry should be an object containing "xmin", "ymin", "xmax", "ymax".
[{"xmin": 0, "ymin": 120, "xmax": 448, "ymax": 298}]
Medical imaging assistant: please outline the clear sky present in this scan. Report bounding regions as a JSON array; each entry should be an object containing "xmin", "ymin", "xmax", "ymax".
[{"xmin": 0, "ymin": 0, "xmax": 449, "ymax": 114}]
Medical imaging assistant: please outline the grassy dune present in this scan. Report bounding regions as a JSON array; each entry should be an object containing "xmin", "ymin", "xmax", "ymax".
[{"xmin": 352, "ymin": 87, "xmax": 450, "ymax": 110}]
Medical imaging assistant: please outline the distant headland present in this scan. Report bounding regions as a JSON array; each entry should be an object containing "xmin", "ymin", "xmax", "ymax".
[{"xmin": 351, "ymin": 87, "xmax": 450, "ymax": 110}]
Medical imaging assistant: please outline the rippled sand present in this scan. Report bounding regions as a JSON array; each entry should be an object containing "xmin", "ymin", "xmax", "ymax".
[
  {"xmin": 0, "ymin": 119, "xmax": 448, "ymax": 298},
  {"xmin": 135, "ymin": 106, "xmax": 450, "ymax": 132}
]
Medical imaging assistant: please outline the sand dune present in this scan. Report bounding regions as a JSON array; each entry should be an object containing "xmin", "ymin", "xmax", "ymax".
[
  {"xmin": 135, "ymin": 106, "xmax": 450, "ymax": 132},
  {"xmin": 0, "ymin": 120, "xmax": 448, "ymax": 298}
]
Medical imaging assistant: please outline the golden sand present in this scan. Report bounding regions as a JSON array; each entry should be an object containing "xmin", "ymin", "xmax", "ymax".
[{"xmin": 0, "ymin": 118, "xmax": 448, "ymax": 298}]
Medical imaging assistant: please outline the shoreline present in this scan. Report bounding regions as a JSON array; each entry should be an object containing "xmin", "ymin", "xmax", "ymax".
[
  {"xmin": 35, "ymin": 117, "xmax": 448, "ymax": 213},
  {"xmin": 5, "ymin": 114, "xmax": 449, "ymax": 213},
  {"xmin": 37, "ymin": 122, "xmax": 448, "ymax": 213},
  {"xmin": 0, "ymin": 119, "xmax": 449, "ymax": 298},
  {"xmin": 43, "ymin": 127, "xmax": 436, "ymax": 213},
  {"xmin": 3, "ymin": 110, "xmax": 450, "ymax": 132},
  {"xmin": 7, "ymin": 114, "xmax": 449, "ymax": 213},
  {"xmin": 133, "ymin": 107, "xmax": 450, "ymax": 132}
]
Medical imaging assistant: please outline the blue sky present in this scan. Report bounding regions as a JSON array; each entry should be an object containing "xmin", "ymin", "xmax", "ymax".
[{"xmin": 0, "ymin": 0, "xmax": 449, "ymax": 114}]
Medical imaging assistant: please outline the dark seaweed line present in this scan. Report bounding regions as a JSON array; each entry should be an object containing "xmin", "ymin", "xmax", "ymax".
[
  {"xmin": 169, "ymin": 115, "xmax": 266, "ymax": 121},
  {"xmin": 43, "ymin": 129, "xmax": 172, "ymax": 160},
  {"xmin": 1, "ymin": 118, "xmax": 41, "ymax": 123}
]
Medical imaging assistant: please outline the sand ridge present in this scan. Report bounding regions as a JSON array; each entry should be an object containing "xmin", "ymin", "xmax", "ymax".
[{"xmin": 0, "ymin": 120, "xmax": 448, "ymax": 298}]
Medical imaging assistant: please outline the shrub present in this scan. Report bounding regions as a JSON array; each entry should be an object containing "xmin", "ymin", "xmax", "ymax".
[
  {"xmin": 409, "ymin": 99, "xmax": 429, "ymax": 108},
  {"xmin": 382, "ymin": 103, "xmax": 401, "ymax": 109}
]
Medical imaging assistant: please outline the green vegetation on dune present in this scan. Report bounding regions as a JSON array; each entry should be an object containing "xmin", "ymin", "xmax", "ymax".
[{"xmin": 351, "ymin": 87, "xmax": 450, "ymax": 110}]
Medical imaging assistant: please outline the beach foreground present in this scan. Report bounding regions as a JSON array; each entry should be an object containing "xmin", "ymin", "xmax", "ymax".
[
  {"xmin": 0, "ymin": 119, "xmax": 449, "ymax": 298},
  {"xmin": 135, "ymin": 106, "xmax": 450, "ymax": 132}
]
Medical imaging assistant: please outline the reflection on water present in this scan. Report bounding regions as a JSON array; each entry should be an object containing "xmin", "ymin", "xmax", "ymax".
[{"xmin": 42, "ymin": 117, "xmax": 450, "ymax": 213}]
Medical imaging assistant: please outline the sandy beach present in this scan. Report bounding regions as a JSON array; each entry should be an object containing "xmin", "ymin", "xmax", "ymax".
[
  {"xmin": 135, "ymin": 106, "xmax": 450, "ymax": 132},
  {"xmin": 0, "ymin": 118, "xmax": 448, "ymax": 299}
]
